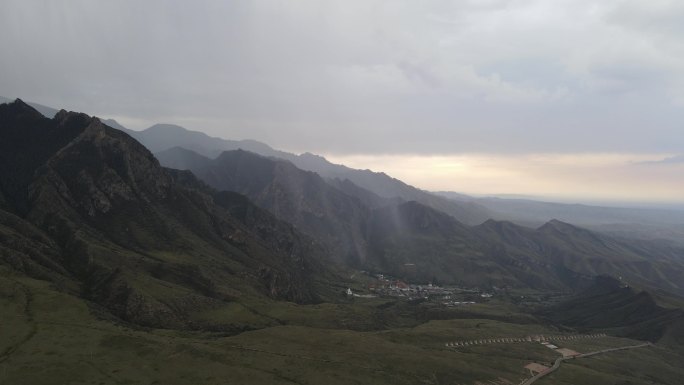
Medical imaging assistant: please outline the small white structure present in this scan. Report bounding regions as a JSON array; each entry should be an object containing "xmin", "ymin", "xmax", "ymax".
[{"xmin": 346, "ymin": 288, "xmax": 353, "ymax": 296}]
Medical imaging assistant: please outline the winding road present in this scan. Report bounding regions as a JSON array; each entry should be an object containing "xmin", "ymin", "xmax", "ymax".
[{"xmin": 521, "ymin": 342, "xmax": 652, "ymax": 385}]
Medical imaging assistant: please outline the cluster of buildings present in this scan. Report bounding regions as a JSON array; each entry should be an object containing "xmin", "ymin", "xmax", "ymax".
[
  {"xmin": 352, "ymin": 272, "xmax": 495, "ymax": 306},
  {"xmin": 367, "ymin": 275, "xmax": 450, "ymax": 300},
  {"xmin": 442, "ymin": 300, "xmax": 476, "ymax": 307}
]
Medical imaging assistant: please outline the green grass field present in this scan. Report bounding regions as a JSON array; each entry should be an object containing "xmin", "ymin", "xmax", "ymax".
[
  {"xmin": 2, "ymin": 268, "xmax": 683, "ymax": 385},
  {"xmin": 537, "ymin": 345, "xmax": 684, "ymax": 385}
]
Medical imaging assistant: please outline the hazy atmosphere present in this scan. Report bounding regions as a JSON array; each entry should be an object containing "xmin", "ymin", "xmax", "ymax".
[
  {"xmin": 2, "ymin": 0, "xmax": 683, "ymax": 203},
  {"xmin": 4, "ymin": 3, "xmax": 684, "ymax": 384}
]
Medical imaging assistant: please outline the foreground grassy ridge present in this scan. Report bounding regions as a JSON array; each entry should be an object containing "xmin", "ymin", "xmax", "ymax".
[
  {"xmin": 2, "ymin": 270, "xmax": 683, "ymax": 385},
  {"xmin": 0, "ymin": 273, "xmax": 534, "ymax": 385}
]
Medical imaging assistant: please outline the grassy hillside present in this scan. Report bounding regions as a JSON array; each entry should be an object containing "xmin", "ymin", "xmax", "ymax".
[
  {"xmin": 537, "ymin": 345, "xmax": 684, "ymax": 385},
  {"xmin": 3, "ymin": 267, "xmax": 684, "ymax": 385}
]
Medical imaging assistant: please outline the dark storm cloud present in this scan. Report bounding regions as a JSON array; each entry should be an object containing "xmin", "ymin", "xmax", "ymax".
[{"xmin": 1, "ymin": 0, "xmax": 683, "ymax": 155}]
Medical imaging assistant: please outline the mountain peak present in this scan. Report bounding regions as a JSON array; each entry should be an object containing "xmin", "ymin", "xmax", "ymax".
[
  {"xmin": 299, "ymin": 152, "xmax": 326, "ymax": 160},
  {"xmin": 477, "ymin": 218, "xmax": 532, "ymax": 235},
  {"xmin": 53, "ymin": 108, "xmax": 96, "ymax": 126},
  {"xmin": 101, "ymin": 118, "xmax": 128, "ymax": 131},
  {"xmin": 474, "ymin": 218, "xmax": 537, "ymax": 246},
  {"xmin": 1, "ymin": 100, "xmax": 93, "ymax": 186},
  {"xmin": 145, "ymin": 123, "xmax": 197, "ymax": 135},
  {"xmin": 537, "ymin": 219, "xmax": 602, "ymax": 240},
  {"xmin": 480, "ymin": 218, "xmax": 517, "ymax": 228},
  {"xmin": 0, "ymin": 98, "xmax": 44, "ymax": 120},
  {"xmin": 538, "ymin": 218, "xmax": 577, "ymax": 231},
  {"xmin": 216, "ymin": 147, "xmax": 268, "ymax": 162}
]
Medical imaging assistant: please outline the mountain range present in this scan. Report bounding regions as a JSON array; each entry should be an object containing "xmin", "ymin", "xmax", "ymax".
[
  {"xmin": 154, "ymin": 145, "xmax": 684, "ymax": 296},
  {"xmin": 113, "ymin": 121, "xmax": 493, "ymax": 225},
  {"xmin": 5, "ymin": 95, "xmax": 684, "ymax": 244},
  {"xmin": 105, "ymin": 114, "xmax": 684, "ymax": 246},
  {"xmin": 3, "ymin": 96, "xmax": 684, "ymax": 319},
  {"xmin": 438, "ymin": 191, "xmax": 684, "ymax": 245}
]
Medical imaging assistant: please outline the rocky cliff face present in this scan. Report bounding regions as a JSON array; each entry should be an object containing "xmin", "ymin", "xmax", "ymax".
[{"xmin": 0, "ymin": 100, "xmax": 326, "ymax": 329}]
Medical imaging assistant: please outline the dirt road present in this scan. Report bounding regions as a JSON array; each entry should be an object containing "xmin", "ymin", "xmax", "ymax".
[{"xmin": 521, "ymin": 342, "xmax": 652, "ymax": 385}]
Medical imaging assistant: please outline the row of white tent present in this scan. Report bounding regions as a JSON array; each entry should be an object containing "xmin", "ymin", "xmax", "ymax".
[{"xmin": 445, "ymin": 333, "xmax": 607, "ymax": 347}]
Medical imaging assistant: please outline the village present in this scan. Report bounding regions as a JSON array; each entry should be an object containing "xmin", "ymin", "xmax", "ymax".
[{"xmin": 347, "ymin": 272, "xmax": 494, "ymax": 306}]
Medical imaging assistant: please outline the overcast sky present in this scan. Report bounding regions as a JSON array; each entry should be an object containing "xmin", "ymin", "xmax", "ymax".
[{"xmin": 2, "ymin": 1, "xmax": 683, "ymax": 203}]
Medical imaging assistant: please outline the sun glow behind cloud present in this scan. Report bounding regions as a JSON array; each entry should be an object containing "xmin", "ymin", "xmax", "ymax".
[{"xmin": 324, "ymin": 152, "xmax": 684, "ymax": 203}]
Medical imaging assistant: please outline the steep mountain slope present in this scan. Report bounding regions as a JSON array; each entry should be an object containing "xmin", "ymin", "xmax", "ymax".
[
  {"xmin": 326, "ymin": 177, "xmax": 402, "ymax": 210},
  {"xmin": 0, "ymin": 100, "xmax": 329, "ymax": 329},
  {"xmin": 157, "ymin": 147, "xmax": 373, "ymax": 264},
  {"xmin": 365, "ymin": 201, "xmax": 490, "ymax": 286},
  {"xmin": 366, "ymin": 203, "xmax": 593, "ymax": 289},
  {"xmin": 155, "ymin": 145, "xmax": 214, "ymax": 171}
]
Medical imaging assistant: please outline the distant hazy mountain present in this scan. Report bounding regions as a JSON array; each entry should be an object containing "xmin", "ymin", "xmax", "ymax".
[
  {"xmin": 365, "ymin": 199, "xmax": 684, "ymax": 294},
  {"xmin": 125, "ymin": 123, "xmax": 492, "ymax": 225},
  {"xmin": 0, "ymin": 100, "xmax": 329, "ymax": 329},
  {"xmin": 118, "ymin": 123, "xmax": 294, "ymax": 160},
  {"xmin": 437, "ymin": 192, "xmax": 684, "ymax": 244},
  {"xmin": 100, "ymin": 118, "xmax": 129, "ymax": 131}
]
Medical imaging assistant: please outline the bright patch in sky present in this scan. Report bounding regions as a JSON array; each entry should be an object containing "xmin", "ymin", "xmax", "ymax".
[{"xmin": 325, "ymin": 153, "xmax": 684, "ymax": 203}]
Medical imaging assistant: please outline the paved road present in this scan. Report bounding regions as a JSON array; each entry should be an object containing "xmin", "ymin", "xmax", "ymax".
[{"xmin": 521, "ymin": 342, "xmax": 652, "ymax": 385}]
